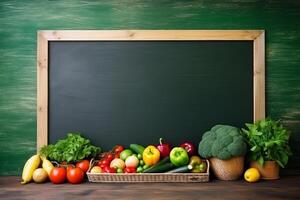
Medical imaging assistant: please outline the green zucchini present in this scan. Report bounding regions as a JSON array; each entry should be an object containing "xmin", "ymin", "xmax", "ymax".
[
  {"xmin": 143, "ymin": 157, "xmax": 170, "ymax": 173},
  {"xmin": 143, "ymin": 163, "xmax": 175, "ymax": 173},
  {"xmin": 130, "ymin": 144, "xmax": 145, "ymax": 154},
  {"xmin": 165, "ymin": 164, "xmax": 193, "ymax": 173}
]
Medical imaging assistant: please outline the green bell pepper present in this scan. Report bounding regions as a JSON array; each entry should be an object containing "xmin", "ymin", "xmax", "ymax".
[{"xmin": 170, "ymin": 147, "xmax": 189, "ymax": 167}]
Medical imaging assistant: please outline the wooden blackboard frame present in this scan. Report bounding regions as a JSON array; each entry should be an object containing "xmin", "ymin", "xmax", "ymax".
[{"xmin": 37, "ymin": 30, "xmax": 265, "ymax": 150}]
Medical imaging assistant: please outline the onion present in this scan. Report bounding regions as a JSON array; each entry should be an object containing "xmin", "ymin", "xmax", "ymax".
[
  {"xmin": 110, "ymin": 158, "xmax": 125, "ymax": 169},
  {"xmin": 125, "ymin": 155, "xmax": 139, "ymax": 168}
]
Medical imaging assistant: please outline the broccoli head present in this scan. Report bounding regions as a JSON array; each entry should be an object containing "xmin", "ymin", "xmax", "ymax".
[{"xmin": 198, "ymin": 125, "xmax": 247, "ymax": 160}]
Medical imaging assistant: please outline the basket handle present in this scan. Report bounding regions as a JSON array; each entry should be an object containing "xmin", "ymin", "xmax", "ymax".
[
  {"xmin": 88, "ymin": 158, "xmax": 99, "ymax": 172},
  {"xmin": 206, "ymin": 159, "xmax": 210, "ymax": 174}
]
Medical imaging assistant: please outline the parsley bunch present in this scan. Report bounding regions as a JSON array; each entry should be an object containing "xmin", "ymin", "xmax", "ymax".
[
  {"xmin": 39, "ymin": 133, "xmax": 101, "ymax": 163},
  {"xmin": 242, "ymin": 118, "xmax": 292, "ymax": 168}
]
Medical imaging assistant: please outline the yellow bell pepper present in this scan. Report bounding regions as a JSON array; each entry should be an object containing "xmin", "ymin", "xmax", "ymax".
[{"xmin": 143, "ymin": 145, "xmax": 160, "ymax": 166}]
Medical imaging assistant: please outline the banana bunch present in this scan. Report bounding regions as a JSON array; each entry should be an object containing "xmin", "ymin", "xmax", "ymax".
[
  {"xmin": 21, "ymin": 155, "xmax": 41, "ymax": 184},
  {"xmin": 21, "ymin": 154, "xmax": 54, "ymax": 184}
]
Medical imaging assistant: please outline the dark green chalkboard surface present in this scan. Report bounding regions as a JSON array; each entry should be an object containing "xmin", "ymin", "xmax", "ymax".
[{"xmin": 48, "ymin": 41, "xmax": 253, "ymax": 151}]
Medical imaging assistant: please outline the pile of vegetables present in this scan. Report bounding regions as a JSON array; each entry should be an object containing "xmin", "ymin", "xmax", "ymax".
[
  {"xmin": 92, "ymin": 139, "xmax": 207, "ymax": 174},
  {"xmin": 39, "ymin": 133, "xmax": 101, "ymax": 163},
  {"xmin": 21, "ymin": 133, "xmax": 101, "ymax": 185},
  {"xmin": 21, "ymin": 134, "xmax": 208, "ymax": 185},
  {"xmin": 21, "ymin": 154, "xmax": 92, "ymax": 185},
  {"xmin": 21, "ymin": 120, "xmax": 292, "ymax": 184}
]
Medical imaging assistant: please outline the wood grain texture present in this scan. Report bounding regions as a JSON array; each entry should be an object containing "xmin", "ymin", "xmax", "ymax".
[
  {"xmin": 39, "ymin": 30, "xmax": 263, "ymax": 40},
  {"xmin": 253, "ymin": 31, "xmax": 265, "ymax": 121},
  {"xmin": 0, "ymin": 0, "xmax": 300, "ymax": 175},
  {"xmin": 36, "ymin": 32, "xmax": 48, "ymax": 151},
  {"xmin": 1, "ymin": 176, "xmax": 300, "ymax": 200}
]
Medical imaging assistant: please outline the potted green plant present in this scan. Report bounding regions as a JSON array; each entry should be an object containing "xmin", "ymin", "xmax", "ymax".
[
  {"xmin": 242, "ymin": 118, "xmax": 292, "ymax": 180},
  {"xmin": 198, "ymin": 125, "xmax": 247, "ymax": 180}
]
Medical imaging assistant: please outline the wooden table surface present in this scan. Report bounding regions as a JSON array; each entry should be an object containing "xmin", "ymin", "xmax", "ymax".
[{"xmin": 1, "ymin": 176, "xmax": 300, "ymax": 200}]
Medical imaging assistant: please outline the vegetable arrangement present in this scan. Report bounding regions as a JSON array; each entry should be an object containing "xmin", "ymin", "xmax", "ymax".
[
  {"xmin": 91, "ymin": 138, "xmax": 207, "ymax": 175},
  {"xmin": 20, "ymin": 119, "xmax": 292, "ymax": 184},
  {"xmin": 20, "ymin": 134, "xmax": 207, "ymax": 185},
  {"xmin": 21, "ymin": 134, "xmax": 100, "ymax": 185}
]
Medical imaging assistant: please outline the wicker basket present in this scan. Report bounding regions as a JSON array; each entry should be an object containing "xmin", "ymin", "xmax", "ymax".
[
  {"xmin": 209, "ymin": 156, "xmax": 244, "ymax": 181},
  {"xmin": 87, "ymin": 160, "xmax": 210, "ymax": 183}
]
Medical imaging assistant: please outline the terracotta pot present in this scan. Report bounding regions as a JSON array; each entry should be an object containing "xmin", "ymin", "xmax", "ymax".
[
  {"xmin": 209, "ymin": 156, "xmax": 244, "ymax": 181},
  {"xmin": 250, "ymin": 161, "xmax": 279, "ymax": 180}
]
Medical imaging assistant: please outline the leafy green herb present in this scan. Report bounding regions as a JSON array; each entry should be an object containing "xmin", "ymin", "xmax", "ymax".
[
  {"xmin": 39, "ymin": 133, "xmax": 101, "ymax": 163},
  {"xmin": 242, "ymin": 118, "xmax": 292, "ymax": 168}
]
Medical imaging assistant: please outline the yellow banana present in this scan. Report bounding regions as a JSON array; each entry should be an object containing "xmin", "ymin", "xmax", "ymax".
[
  {"xmin": 40, "ymin": 156, "xmax": 54, "ymax": 176},
  {"xmin": 21, "ymin": 154, "xmax": 41, "ymax": 184}
]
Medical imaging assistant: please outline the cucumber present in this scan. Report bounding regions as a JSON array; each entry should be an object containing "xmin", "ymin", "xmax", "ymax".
[
  {"xmin": 143, "ymin": 157, "xmax": 170, "ymax": 173},
  {"xmin": 143, "ymin": 163, "xmax": 175, "ymax": 173},
  {"xmin": 155, "ymin": 156, "xmax": 170, "ymax": 166},
  {"xmin": 130, "ymin": 144, "xmax": 145, "ymax": 154},
  {"xmin": 165, "ymin": 164, "xmax": 193, "ymax": 173}
]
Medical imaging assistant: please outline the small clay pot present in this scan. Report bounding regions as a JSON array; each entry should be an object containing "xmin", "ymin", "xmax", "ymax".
[
  {"xmin": 250, "ymin": 161, "xmax": 279, "ymax": 180},
  {"xmin": 210, "ymin": 156, "xmax": 244, "ymax": 181}
]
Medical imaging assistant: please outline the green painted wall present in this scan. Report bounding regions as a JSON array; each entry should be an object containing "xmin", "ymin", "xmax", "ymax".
[{"xmin": 0, "ymin": 0, "xmax": 299, "ymax": 175}]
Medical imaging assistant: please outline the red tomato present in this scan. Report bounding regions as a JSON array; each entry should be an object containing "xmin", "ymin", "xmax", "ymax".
[
  {"xmin": 49, "ymin": 167, "xmax": 67, "ymax": 184},
  {"xmin": 98, "ymin": 159, "xmax": 109, "ymax": 169},
  {"xmin": 114, "ymin": 152, "xmax": 121, "ymax": 159},
  {"xmin": 102, "ymin": 166, "xmax": 116, "ymax": 173},
  {"xmin": 67, "ymin": 167, "xmax": 84, "ymax": 184},
  {"xmin": 101, "ymin": 159, "xmax": 110, "ymax": 166},
  {"xmin": 106, "ymin": 153, "xmax": 114, "ymax": 162},
  {"xmin": 76, "ymin": 160, "xmax": 90, "ymax": 173},
  {"xmin": 98, "ymin": 164, "xmax": 106, "ymax": 169},
  {"xmin": 113, "ymin": 145, "xmax": 124, "ymax": 154},
  {"xmin": 67, "ymin": 164, "xmax": 74, "ymax": 173},
  {"xmin": 124, "ymin": 167, "xmax": 136, "ymax": 173}
]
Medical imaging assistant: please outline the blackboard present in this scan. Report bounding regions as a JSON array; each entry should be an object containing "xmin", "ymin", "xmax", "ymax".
[
  {"xmin": 37, "ymin": 30, "xmax": 265, "ymax": 151},
  {"xmin": 48, "ymin": 40, "xmax": 253, "ymax": 150}
]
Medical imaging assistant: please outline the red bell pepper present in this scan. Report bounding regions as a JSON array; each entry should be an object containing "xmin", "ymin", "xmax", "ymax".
[
  {"xmin": 180, "ymin": 142, "xmax": 196, "ymax": 157},
  {"xmin": 157, "ymin": 138, "xmax": 171, "ymax": 158}
]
